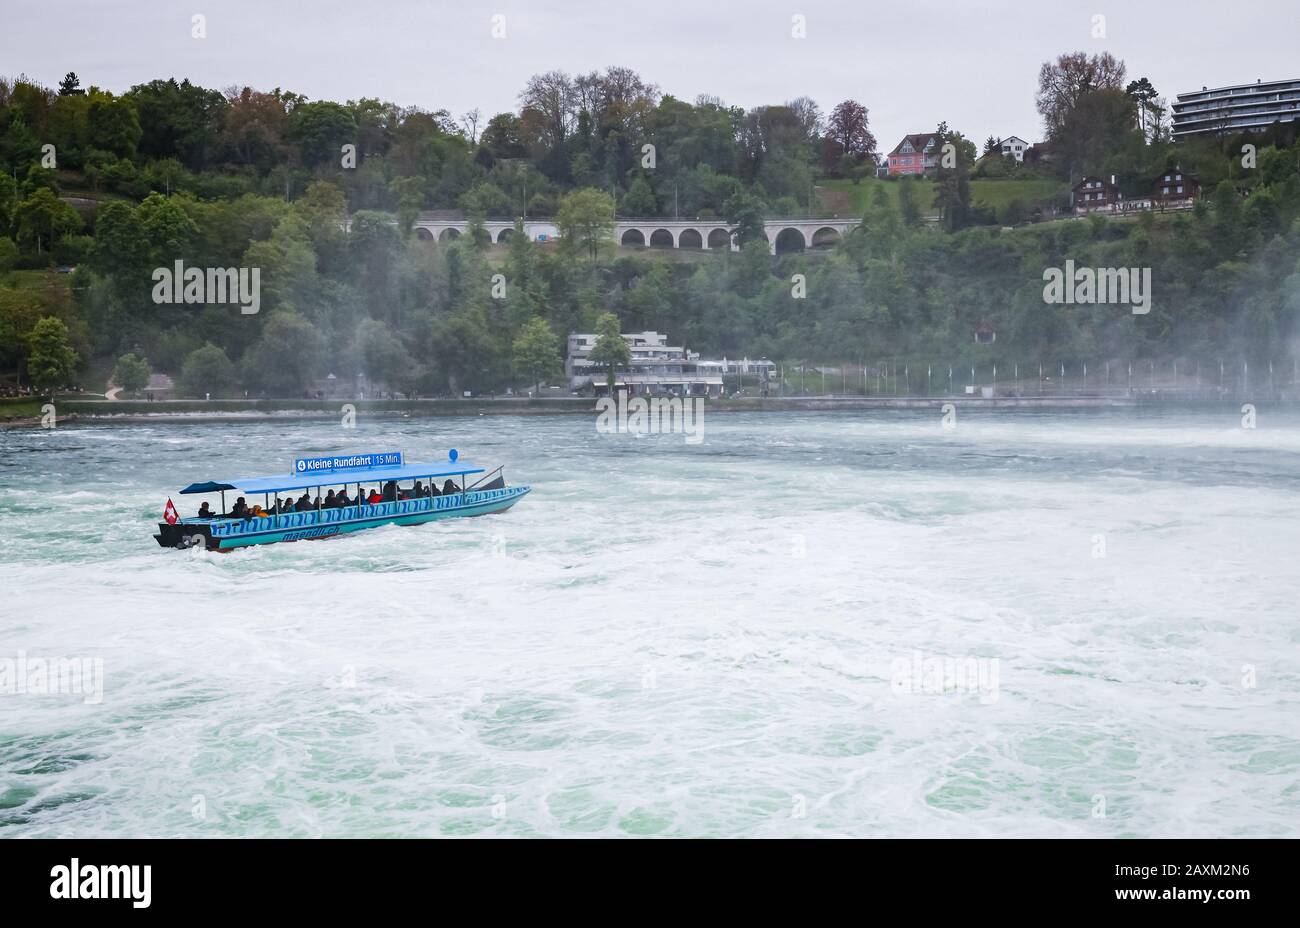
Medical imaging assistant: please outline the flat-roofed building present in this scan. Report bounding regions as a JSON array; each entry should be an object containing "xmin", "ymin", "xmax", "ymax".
[
  {"xmin": 1172, "ymin": 78, "xmax": 1300, "ymax": 140},
  {"xmin": 566, "ymin": 331, "xmax": 723, "ymax": 397}
]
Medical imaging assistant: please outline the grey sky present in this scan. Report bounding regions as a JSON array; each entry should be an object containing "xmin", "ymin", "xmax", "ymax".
[{"xmin": 3, "ymin": 0, "xmax": 1294, "ymax": 154}]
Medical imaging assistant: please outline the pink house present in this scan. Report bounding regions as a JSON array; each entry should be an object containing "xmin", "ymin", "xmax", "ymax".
[{"xmin": 887, "ymin": 133, "xmax": 940, "ymax": 176}]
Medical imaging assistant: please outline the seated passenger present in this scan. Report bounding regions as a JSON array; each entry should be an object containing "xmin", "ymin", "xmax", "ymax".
[
  {"xmin": 428, "ymin": 482, "xmax": 440, "ymax": 497},
  {"xmin": 367, "ymin": 488, "xmax": 383, "ymax": 504},
  {"xmin": 336, "ymin": 489, "xmax": 352, "ymax": 507},
  {"xmin": 442, "ymin": 479, "xmax": 459, "ymax": 495},
  {"xmin": 197, "ymin": 502, "xmax": 212, "ymax": 518},
  {"xmin": 231, "ymin": 497, "xmax": 249, "ymax": 519},
  {"xmin": 383, "ymin": 480, "xmax": 398, "ymax": 502},
  {"xmin": 411, "ymin": 481, "xmax": 425, "ymax": 499},
  {"xmin": 295, "ymin": 493, "xmax": 312, "ymax": 512},
  {"xmin": 323, "ymin": 489, "xmax": 337, "ymax": 508}
]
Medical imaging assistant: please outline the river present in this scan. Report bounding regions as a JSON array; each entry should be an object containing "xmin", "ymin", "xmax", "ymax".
[{"xmin": 2, "ymin": 408, "xmax": 1297, "ymax": 836}]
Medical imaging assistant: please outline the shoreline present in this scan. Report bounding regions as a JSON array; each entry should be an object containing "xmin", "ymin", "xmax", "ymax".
[{"xmin": 2, "ymin": 393, "xmax": 1277, "ymax": 429}]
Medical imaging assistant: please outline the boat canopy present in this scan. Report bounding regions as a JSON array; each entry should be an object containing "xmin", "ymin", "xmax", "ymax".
[
  {"xmin": 183, "ymin": 460, "xmax": 487, "ymax": 496},
  {"xmin": 179, "ymin": 480, "xmax": 239, "ymax": 495}
]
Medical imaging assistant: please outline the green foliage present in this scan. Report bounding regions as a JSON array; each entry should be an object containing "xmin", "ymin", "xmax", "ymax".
[
  {"xmin": 557, "ymin": 188, "xmax": 615, "ymax": 259},
  {"xmin": 25, "ymin": 316, "xmax": 80, "ymax": 393},
  {"xmin": 112, "ymin": 351, "xmax": 152, "ymax": 393},
  {"xmin": 179, "ymin": 342, "xmax": 237, "ymax": 397},
  {"xmin": 588, "ymin": 311, "xmax": 631, "ymax": 393},
  {"xmin": 512, "ymin": 316, "xmax": 562, "ymax": 392}
]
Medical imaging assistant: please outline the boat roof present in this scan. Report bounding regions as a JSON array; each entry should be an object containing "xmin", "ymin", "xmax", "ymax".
[{"xmin": 180, "ymin": 460, "xmax": 486, "ymax": 495}]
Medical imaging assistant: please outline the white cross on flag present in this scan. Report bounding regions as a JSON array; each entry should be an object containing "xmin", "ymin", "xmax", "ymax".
[{"xmin": 163, "ymin": 498, "xmax": 179, "ymax": 525}]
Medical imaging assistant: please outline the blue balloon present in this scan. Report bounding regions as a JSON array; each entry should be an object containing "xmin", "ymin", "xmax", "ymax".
[{"xmin": 449, "ymin": 448, "xmax": 458, "ymax": 462}]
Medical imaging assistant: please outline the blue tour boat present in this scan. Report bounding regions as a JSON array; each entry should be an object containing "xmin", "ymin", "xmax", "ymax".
[{"xmin": 155, "ymin": 450, "xmax": 529, "ymax": 551}]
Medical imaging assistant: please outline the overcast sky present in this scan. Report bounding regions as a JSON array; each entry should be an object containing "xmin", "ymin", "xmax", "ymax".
[{"xmin": 3, "ymin": 0, "xmax": 1294, "ymax": 153}]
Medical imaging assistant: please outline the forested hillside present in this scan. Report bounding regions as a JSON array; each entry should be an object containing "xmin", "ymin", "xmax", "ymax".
[{"xmin": 1, "ymin": 59, "xmax": 1298, "ymax": 398}]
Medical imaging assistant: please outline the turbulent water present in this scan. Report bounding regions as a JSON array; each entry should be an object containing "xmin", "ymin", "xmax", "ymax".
[{"xmin": 2, "ymin": 408, "xmax": 1298, "ymax": 837}]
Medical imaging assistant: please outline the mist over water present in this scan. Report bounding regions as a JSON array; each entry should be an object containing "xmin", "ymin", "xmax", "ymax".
[{"xmin": 2, "ymin": 409, "xmax": 1298, "ymax": 837}]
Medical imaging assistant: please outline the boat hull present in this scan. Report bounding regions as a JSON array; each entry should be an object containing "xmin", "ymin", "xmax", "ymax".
[{"xmin": 155, "ymin": 485, "xmax": 530, "ymax": 551}]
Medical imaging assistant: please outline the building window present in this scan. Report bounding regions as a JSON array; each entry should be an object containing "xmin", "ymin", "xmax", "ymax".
[{"xmin": 1176, "ymin": 185, "xmax": 1184, "ymax": 193}]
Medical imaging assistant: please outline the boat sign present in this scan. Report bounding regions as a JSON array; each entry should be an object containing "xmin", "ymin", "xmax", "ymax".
[{"xmin": 293, "ymin": 452, "xmax": 404, "ymax": 474}]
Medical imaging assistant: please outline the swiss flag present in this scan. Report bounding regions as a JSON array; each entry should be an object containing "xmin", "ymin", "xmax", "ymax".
[{"xmin": 163, "ymin": 498, "xmax": 179, "ymax": 525}]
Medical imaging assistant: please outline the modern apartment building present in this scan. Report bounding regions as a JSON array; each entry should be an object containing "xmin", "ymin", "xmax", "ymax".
[{"xmin": 1171, "ymin": 78, "xmax": 1300, "ymax": 140}]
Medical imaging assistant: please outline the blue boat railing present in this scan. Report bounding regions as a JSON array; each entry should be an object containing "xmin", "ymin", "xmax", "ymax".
[{"xmin": 193, "ymin": 486, "xmax": 526, "ymax": 539}]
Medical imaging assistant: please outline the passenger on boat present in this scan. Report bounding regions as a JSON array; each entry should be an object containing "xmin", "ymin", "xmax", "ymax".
[
  {"xmin": 336, "ymin": 489, "xmax": 352, "ymax": 507},
  {"xmin": 428, "ymin": 482, "xmax": 440, "ymax": 497},
  {"xmin": 197, "ymin": 502, "xmax": 212, "ymax": 518},
  {"xmin": 323, "ymin": 489, "xmax": 338, "ymax": 508},
  {"xmin": 442, "ymin": 479, "xmax": 459, "ymax": 495},
  {"xmin": 382, "ymin": 480, "xmax": 398, "ymax": 502},
  {"xmin": 294, "ymin": 493, "xmax": 312, "ymax": 512},
  {"xmin": 367, "ymin": 488, "xmax": 383, "ymax": 504},
  {"xmin": 411, "ymin": 481, "xmax": 425, "ymax": 499},
  {"xmin": 231, "ymin": 497, "xmax": 249, "ymax": 518}
]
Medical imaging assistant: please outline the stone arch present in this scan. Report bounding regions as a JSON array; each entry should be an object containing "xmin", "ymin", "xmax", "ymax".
[
  {"xmin": 811, "ymin": 227, "xmax": 842, "ymax": 249},
  {"xmin": 707, "ymin": 227, "xmax": 731, "ymax": 249},
  {"xmin": 649, "ymin": 228, "xmax": 676, "ymax": 248},
  {"xmin": 438, "ymin": 227, "xmax": 461, "ymax": 243},
  {"xmin": 621, "ymin": 228, "xmax": 646, "ymax": 247},
  {"xmin": 496, "ymin": 227, "xmax": 515, "ymax": 244},
  {"xmin": 773, "ymin": 227, "xmax": 806, "ymax": 254},
  {"xmin": 678, "ymin": 228, "xmax": 703, "ymax": 249},
  {"xmin": 414, "ymin": 227, "xmax": 435, "ymax": 241}
]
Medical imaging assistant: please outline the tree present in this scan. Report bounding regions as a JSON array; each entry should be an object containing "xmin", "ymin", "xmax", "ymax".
[
  {"xmin": 58, "ymin": 73, "xmax": 85, "ymax": 96},
  {"xmin": 1125, "ymin": 77, "xmax": 1159, "ymax": 140},
  {"xmin": 897, "ymin": 178, "xmax": 922, "ymax": 224},
  {"xmin": 933, "ymin": 128, "xmax": 973, "ymax": 231},
  {"xmin": 622, "ymin": 173, "xmax": 658, "ymax": 216},
  {"xmin": 179, "ymin": 343, "xmax": 237, "ymax": 397},
  {"xmin": 557, "ymin": 187, "xmax": 614, "ymax": 259},
  {"xmin": 518, "ymin": 70, "xmax": 577, "ymax": 148},
  {"xmin": 86, "ymin": 94, "xmax": 142, "ymax": 158},
  {"xmin": 112, "ymin": 352, "xmax": 152, "ymax": 394},
  {"xmin": 241, "ymin": 312, "xmax": 324, "ymax": 396},
  {"xmin": 15, "ymin": 188, "xmax": 83, "ymax": 253},
  {"xmin": 354, "ymin": 318, "xmax": 412, "ymax": 388},
  {"xmin": 724, "ymin": 189, "xmax": 766, "ymax": 247},
  {"xmin": 512, "ymin": 316, "xmax": 562, "ymax": 394},
  {"xmin": 1036, "ymin": 52, "xmax": 1127, "ymax": 138},
  {"xmin": 286, "ymin": 101, "xmax": 357, "ymax": 167},
  {"xmin": 587, "ymin": 312, "xmax": 630, "ymax": 395},
  {"xmin": 827, "ymin": 99, "xmax": 878, "ymax": 162},
  {"xmin": 26, "ymin": 316, "xmax": 80, "ymax": 395}
]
